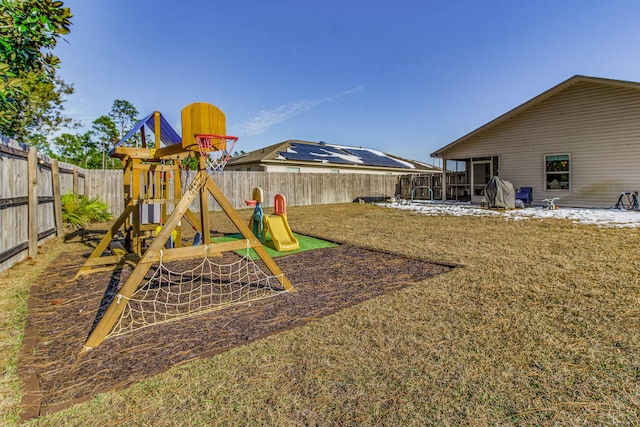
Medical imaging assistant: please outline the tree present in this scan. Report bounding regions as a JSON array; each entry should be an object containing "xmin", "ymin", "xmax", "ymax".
[
  {"xmin": 10, "ymin": 72, "xmax": 75, "ymax": 149},
  {"xmin": 54, "ymin": 131, "xmax": 100, "ymax": 168},
  {"xmin": 0, "ymin": 0, "xmax": 72, "ymax": 75},
  {"xmin": 54, "ymin": 101, "xmax": 137, "ymax": 170},
  {"xmin": 0, "ymin": 0, "xmax": 74, "ymax": 141},
  {"xmin": 54, "ymin": 132, "xmax": 83, "ymax": 163},
  {"xmin": 91, "ymin": 115, "xmax": 118, "ymax": 169},
  {"xmin": 108, "ymin": 99, "xmax": 138, "ymax": 145}
]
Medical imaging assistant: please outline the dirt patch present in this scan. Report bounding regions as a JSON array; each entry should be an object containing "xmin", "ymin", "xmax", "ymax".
[{"xmin": 19, "ymin": 244, "xmax": 452, "ymax": 419}]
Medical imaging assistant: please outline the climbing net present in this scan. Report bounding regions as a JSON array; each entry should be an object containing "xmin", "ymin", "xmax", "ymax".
[{"xmin": 107, "ymin": 248, "xmax": 287, "ymax": 338}]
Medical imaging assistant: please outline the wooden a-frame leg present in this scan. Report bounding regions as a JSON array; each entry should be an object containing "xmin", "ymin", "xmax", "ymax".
[
  {"xmin": 74, "ymin": 203, "xmax": 137, "ymax": 279},
  {"xmin": 205, "ymin": 176, "xmax": 295, "ymax": 292},
  {"xmin": 82, "ymin": 171, "xmax": 208, "ymax": 352},
  {"xmin": 82, "ymin": 171, "xmax": 294, "ymax": 352}
]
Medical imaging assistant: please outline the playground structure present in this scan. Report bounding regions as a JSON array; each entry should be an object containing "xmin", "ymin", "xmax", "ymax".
[
  {"xmin": 247, "ymin": 187, "xmax": 300, "ymax": 252},
  {"xmin": 76, "ymin": 102, "xmax": 295, "ymax": 352}
]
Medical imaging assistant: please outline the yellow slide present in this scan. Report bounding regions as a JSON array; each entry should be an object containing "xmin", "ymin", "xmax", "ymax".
[{"xmin": 264, "ymin": 214, "xmax": 299, "ymax": 251}]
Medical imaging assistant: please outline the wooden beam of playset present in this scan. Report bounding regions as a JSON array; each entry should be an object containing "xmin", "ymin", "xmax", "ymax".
[
  {"xmin": 184, "ymin": 209, "xmax": 203, "ymax": 235},
  {"xmin": 76, "ymin": 159, "xmax": 182, "ymax": 277},
  {"xmin": 80, "ymin": 102, "xmax": 294, "ymax": 352},
  {"xmin": 79, "ymin": 253, "xmax": 139, "ymax": 268},
  {"xmin": 82, "ymin": 170, "xmax": 295, "ymax": 351},
  {"xmin": 112, "ymin": 145, "xmax": 191, "ymax": 162},
  {"xmin": 143, "ymin": 238, "xmax": 260, "ymax": 263},
  {"xmin": 74, "ymin": 204, "xmax": 137, "ymax": 279},
  {"xmin": 205, "ymin": 177, "xmax": 295, "ymax": 292},
  {"xmin": 82, "ymin": 171, "xmax": 209, "ymax": 351},
  {"xmin": 154, "ymin": 111, "xmax": 161, "ymax": 148},
  {"xmin": 199, "ymin": 157, "xmax": 212, "ymax": 245}
]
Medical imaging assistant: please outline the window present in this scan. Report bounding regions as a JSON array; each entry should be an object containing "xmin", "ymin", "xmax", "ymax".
[
  {"xmin": 545, "ymin": 154, "xmax": 570, "ymax": 190},
  {"xmin": 286, "ymin": 167, "xmax": 300, "ymax": 173}
]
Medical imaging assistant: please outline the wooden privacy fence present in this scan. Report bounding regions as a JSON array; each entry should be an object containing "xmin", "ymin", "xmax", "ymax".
[
  {"xmin": 115, "ymin": 169, "xmax": 398, "ymax": 224},
  {"xmin": 129, "ymin": 170, "xmax": 396, "ymax": 223},
  {"xmin": 210, "ymin": 171, "xmax": 397, "ymax": 209},
  {"xmin": 1, "ymin": 139, "xmax": 398, "ymax": 272},
  {"xmin": 0, "ymin": 138, "xmax": 91, "ymax": 273}
]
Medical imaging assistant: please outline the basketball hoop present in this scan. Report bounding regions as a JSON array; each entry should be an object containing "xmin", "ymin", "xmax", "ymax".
[{"xmin": 195, "ymin": 134, "xmax": 238, "ymax": 174}]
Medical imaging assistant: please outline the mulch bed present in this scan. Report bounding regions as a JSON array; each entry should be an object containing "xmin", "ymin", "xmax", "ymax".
[{"xmin": 18, "ymin": 244, "xmax": 453, "ymax": 420}]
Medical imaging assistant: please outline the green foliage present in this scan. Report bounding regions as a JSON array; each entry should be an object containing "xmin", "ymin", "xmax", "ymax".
[
  {"xmin": 181, "ymin": 154, "xmax": 199, "ymax": 171},
  {"xmin": 54, "ymin": 132, "xmax": 102, "ymax": 168},
  {"xmin": 60, "ymin": 192, "xmax": 84, "ymax": 229},
  {"xmin": 61, "ymin": 193, "xmax": 112, "ymax": 229},
  {"xmin": 109, "ymin": 99, "xmax": 139, "ymax": 142},
  {"xmin": 0, "ymin": 4, "xmax": 142, "ymax": 170},
  {"xmin": 5, "ymin": 72, "xmax": 76, "ymax": 145},
  {"xmin": 0, "ymin": 0, "xmax": 75, "ymax": 143},
  {"xmin": 44, "ymin": 99, "xmax": 136, "ymax": 170},
  {"xmin": 91, "ymin": 115, "xmax": 119, "ymax": 169},
  {"xmin": 0, "ymin": 0, "xmax": 72, "ymax": 74}
]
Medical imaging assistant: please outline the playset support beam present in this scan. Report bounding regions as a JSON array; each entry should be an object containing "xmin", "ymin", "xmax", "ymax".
[
  {"xmin": 83, "ymin": 169, "xmax": 294, "ymax": 351},
  {"xmin": 77, "ymin": 102, "xmax": 294, "ymax": 352}
]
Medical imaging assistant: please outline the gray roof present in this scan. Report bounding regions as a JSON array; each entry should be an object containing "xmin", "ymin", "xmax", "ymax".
[{"xmin": 228, "ymin": 140, "xmax": 439, "ymax": 172}]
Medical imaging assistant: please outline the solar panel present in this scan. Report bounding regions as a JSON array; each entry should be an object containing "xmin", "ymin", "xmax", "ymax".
[
  {"xmin": 279, "ymin": 144, "xmax": 356, "ymax": 164},
  {"xmin": 280, "ymin": 151, "xmax": 351, "ymax": 164},
  {"xmin": 278, "ymin": 142, "xmax": 412, "ymax": 169},
  {"xmin": 339, "ymin": 147, "xmax": 411, "ymax": 168}
]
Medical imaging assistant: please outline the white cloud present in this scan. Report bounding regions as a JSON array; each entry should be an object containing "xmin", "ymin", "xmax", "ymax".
[{"xmin": 238, "ymin": 86, "xmax": 363, "ymax": 137}]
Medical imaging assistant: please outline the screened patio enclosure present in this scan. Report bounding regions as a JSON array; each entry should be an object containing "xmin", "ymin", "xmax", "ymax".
[{"xmin": 443, "ymin": 157, "xmax": 499, "ymax": 203}]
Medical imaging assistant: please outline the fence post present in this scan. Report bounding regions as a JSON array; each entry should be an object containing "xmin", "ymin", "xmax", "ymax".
[
  {"xmin": 51, "ymin": 159, "xmax": 64, "ymax": 237},
  {"xmin": 28, "ymin": 147, "xmax": 38, "ymax": 257},
  {"xmin": 73, "ymin": 167, "xmax": 79, "ymax": 194}
]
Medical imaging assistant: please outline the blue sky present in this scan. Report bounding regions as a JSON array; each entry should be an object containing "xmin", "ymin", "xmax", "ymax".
[{"xmin": 54, "ymin": 0, "xmax": 640, "ymax": 163}]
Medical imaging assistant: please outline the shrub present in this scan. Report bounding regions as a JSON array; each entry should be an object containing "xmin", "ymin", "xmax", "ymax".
[{"xmin": 61, "ymin": 193, "xmax": 112, "ymax": 229}]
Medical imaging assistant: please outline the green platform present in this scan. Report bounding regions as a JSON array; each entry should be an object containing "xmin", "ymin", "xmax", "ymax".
[{"xmin": 213, "ymin": 233, "xmax": 338, "ymax": 259}]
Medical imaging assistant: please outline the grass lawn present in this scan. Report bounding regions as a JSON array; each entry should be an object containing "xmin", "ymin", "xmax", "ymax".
[{"xmin": 2, "ymin": 203, "xmax": 639, "ymax": 426}]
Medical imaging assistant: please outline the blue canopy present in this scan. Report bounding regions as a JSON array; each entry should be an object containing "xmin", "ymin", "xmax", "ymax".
[{"xmin": 113, "ymin": 112, "xmax": 181, "ymax": 148}]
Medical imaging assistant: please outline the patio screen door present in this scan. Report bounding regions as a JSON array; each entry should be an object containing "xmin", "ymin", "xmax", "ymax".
[{"xmin": 471, "ymin": 161, "xmax": 491, "ymax": 203}]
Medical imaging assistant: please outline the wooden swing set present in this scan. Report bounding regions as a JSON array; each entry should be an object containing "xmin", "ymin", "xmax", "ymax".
[{"xmin": 76, "ymin": 102, "xmax": 294, "ymax": 352}]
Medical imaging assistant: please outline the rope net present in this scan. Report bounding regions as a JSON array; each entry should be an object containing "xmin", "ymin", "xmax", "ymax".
[
  {"xmin": 196, "ymin": 134, "xmax": 238, "ymax": 175},
  {"xmin": 107, "ymin": 249, "xmax": 287, "ymax": 339}
]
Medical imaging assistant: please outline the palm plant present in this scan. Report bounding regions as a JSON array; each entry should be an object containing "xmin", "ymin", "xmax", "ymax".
[{"xmin": 61, "ymin": 193, "xmax": 112, "ymax": 229}]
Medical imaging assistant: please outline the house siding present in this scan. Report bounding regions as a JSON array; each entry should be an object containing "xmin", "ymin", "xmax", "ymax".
[{"xmin": 440, "ymin": 81, "xmax": 640, "ymax": 208}]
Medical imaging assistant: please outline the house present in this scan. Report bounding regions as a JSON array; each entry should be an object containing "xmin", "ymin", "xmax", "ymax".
[
  {"xmin": 430, "ymin": 75, "xmax": 640, "ymax": 208},
  {"xmin": 227, "ymin": 139, "xmax": 440, "ymax": 176}
]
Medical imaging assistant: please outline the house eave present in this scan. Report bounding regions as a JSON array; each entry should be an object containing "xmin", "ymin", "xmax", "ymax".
[
  {"xmin": 258, "ymin": 159, "xmax": 439, "ymax": 173},
  {"xmin": 430, "ymin": 74, "xmax": 640, "ymax": 158}
]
